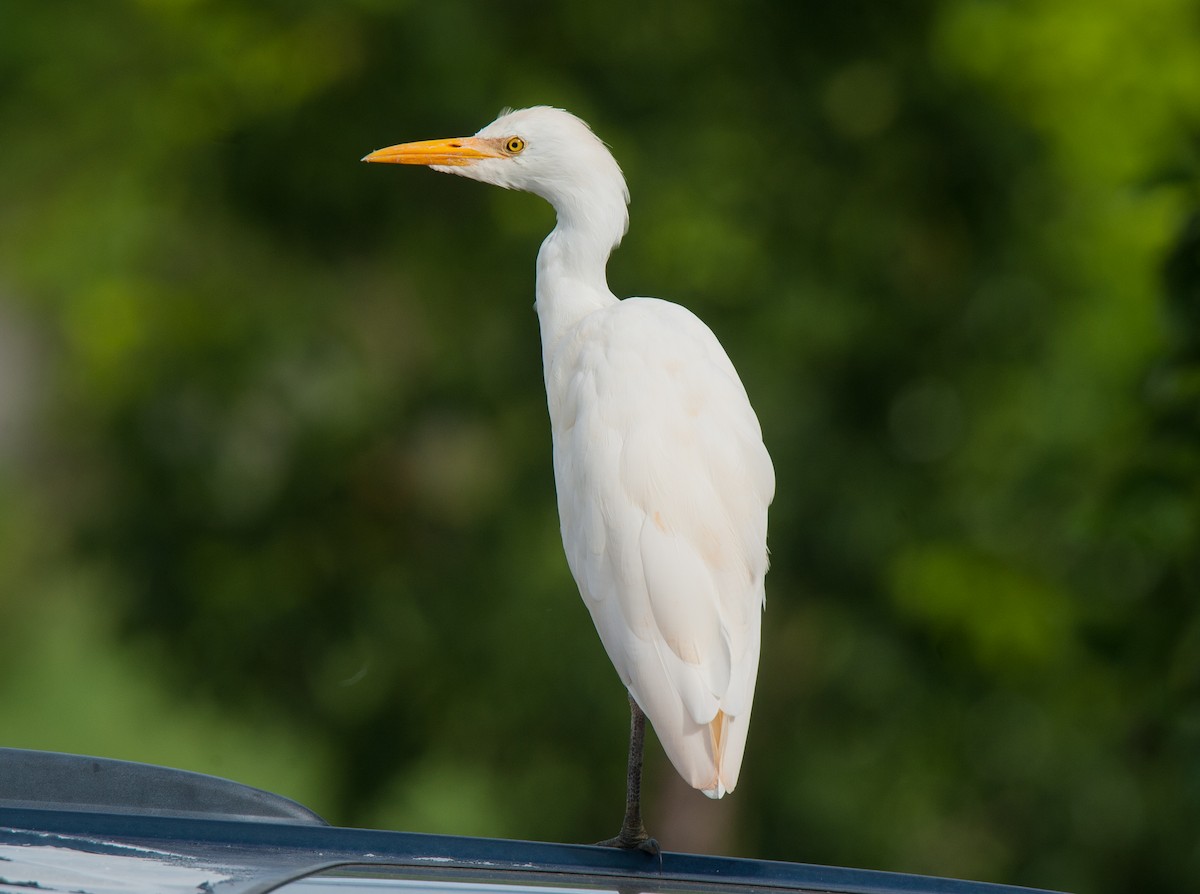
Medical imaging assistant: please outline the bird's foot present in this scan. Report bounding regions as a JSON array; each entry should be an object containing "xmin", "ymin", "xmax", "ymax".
[{"xmin": 595, "ymin": 831, "xmax": 661, "ymax": 857}]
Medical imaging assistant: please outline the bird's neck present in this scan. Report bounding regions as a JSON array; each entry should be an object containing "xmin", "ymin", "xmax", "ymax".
[{"xmin": 534, "ymin": 215, "xmax": 621, "ymax": 361}]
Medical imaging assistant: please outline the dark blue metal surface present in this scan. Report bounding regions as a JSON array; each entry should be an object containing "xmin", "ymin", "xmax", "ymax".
[
  {"xmin": 0, "ymin": 750, "xmax": 1068, "ymax": 894},
  {"xmin": 0, "ymin": 804, "xmax": 1068, "ymax": 894},
  {"xmin": 0, "ymin": 748, "xmax": 326, "ymax": 824}
]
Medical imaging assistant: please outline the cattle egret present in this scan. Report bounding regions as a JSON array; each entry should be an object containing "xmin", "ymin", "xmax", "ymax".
[{"xmin": 363, "ymin": 107, "xmax": 774, "ymax": 852}]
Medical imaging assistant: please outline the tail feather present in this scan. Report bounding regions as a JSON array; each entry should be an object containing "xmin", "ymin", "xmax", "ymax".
[{"xmin": 702, "ymin": 710, "xmax": 730, "ymax": 799}]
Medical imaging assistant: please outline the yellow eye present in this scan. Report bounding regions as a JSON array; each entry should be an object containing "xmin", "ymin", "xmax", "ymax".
[{"xmin": 505, "ymin": 136, "xmax": 526, "ymax": 154}]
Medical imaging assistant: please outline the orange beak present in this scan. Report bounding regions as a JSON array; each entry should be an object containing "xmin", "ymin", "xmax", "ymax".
[{"xmin": 361, "ymin": 136, "xmax": 505, "ymax": 166}]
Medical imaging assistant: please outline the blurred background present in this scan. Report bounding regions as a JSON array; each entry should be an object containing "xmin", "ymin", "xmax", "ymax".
[{"xmin": 1, "ymin": 1, "xmax": 1198, "ymax": 891}]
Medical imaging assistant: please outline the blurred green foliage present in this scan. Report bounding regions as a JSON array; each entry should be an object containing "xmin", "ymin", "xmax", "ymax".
[{"xmin": 1, "ymin": 1, "xmax": 1198, "ymax": 891}]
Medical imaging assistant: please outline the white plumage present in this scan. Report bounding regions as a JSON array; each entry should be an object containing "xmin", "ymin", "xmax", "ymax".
[{"xmin": 364, "ymin": 107, "xmax": 774, "ymax": 818}]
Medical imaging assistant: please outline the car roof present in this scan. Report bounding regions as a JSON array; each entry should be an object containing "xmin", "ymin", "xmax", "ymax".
[{"xmin": 0, "ymin": 748, "xmax": 1067, "ymax": 894}]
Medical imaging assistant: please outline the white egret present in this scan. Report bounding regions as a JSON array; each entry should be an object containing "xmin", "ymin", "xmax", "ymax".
[{"xmin": 363, "ymin": 107, "xmax": 774, "ymax": 852}]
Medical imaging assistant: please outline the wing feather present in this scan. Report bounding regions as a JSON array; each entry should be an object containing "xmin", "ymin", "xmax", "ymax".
[{"xmin": 546, "ymin": 296, "xmax": 773, "ymax": 795}]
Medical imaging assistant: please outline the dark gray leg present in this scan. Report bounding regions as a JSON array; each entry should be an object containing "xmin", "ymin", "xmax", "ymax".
[{"xmin": 597, "ymin": 693, "xmax": 660, "ymax": 856}]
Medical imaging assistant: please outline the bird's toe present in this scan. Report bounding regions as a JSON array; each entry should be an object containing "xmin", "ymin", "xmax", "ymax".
[{"xmin": 595, "ymin": 833, "xmax": 660, "ymax": 857}]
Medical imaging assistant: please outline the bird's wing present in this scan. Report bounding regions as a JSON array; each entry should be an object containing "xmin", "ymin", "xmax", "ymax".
[{"xmin": 545, "ymin": 297, "xmax": 774, "ymax": 794}]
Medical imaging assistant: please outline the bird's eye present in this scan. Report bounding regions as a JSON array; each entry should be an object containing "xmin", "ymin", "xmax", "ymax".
[{"xmin": 505, "ymin": 136, "xmax": 526, "ymax": 154}]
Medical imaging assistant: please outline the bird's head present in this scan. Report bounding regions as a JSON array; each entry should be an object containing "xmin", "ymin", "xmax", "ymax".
[{"xmin": 363, "ymin": 106, "xmax": 630, "ymax": 242}]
